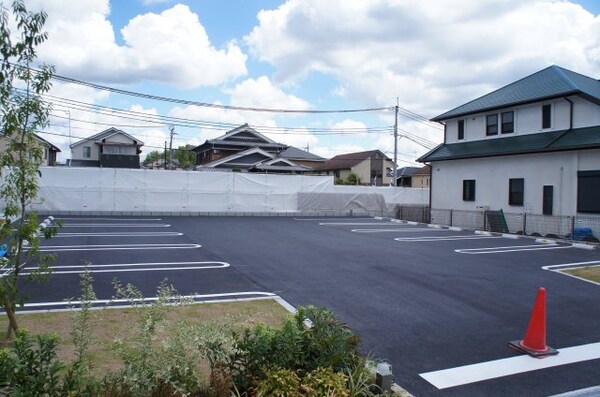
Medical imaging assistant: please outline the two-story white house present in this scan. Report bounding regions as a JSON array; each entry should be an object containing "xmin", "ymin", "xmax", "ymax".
[
  {"xmin": 418, "ymin": 65, "xmax": 600, "ymax": 220},
  {"xmin": 70, "ymin": 127, "xmax": 144, "ymax": 168}
]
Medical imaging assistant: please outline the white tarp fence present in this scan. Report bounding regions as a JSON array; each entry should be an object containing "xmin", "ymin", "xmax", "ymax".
[
  {"xmin": 32, "ymin": 167, "xmax": 332, "ymax": 213},
  {"xmin": 1, "ymin": 167, "xmax": 429, "ymax": 214}
]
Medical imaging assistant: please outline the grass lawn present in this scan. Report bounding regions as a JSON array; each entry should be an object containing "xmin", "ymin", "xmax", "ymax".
[
  {"xmin": 563, "ymin": 265, "xmax": 600, "ymax": 283},
  {"xmin": 0, "ymin": 298, "xmax": 289, "ymax": 374}
]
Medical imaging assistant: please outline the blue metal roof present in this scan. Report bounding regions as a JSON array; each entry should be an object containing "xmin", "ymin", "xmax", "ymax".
[
  {"xmin": 417, "ymin": 126, "xmax": 600, "ymax": 162},
  {"xmin": 432, "ymin": 66, "xmax": 600, "ymax": 121}
]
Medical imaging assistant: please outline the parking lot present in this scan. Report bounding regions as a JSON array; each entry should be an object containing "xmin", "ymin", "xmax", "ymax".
[{"xmin": 22, "ymin": 215, "xmax": 600, "ymax": 397}]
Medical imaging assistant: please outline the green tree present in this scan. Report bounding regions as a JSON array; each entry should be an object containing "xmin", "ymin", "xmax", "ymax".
[
  {"xmin": 142, "ymin": 150, "xmax": 162, "ymax": 168},
  {"xmin": 346, "ymin": 172, "xmax": 361, "ymax": 185},
  {"xmin": 0, "ymin": 0, "xmax": 59, "ymax": 339},
  {"xmin": 174, "ymin": 144, "xmax": 195, "ymax": 169}
]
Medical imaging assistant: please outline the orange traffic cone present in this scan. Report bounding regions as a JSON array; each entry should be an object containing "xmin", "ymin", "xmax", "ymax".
[{"xmin": 508, "ymin": 287, "xmax": 558, "ymax": 358}]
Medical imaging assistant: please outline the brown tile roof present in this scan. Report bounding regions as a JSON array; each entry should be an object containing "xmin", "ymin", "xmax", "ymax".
[{"xmin": 313, "ymin": 150, "xmax": 390, "ymax": 171}]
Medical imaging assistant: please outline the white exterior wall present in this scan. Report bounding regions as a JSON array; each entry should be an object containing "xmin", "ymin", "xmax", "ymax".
[
  {"xmin": 431, "ymin": 149, "xmax": 600, "ymax": 217},
  {"xmin": 444, "ymin": 96, "xmax": 600, "ymax": 144},
  {"xmin": 104, "ymin": 133, "xmax": 135, "ymax": 144},
  {"xmin": 71, "ymin": 142, "xmax": 100, "ymax": 160}
]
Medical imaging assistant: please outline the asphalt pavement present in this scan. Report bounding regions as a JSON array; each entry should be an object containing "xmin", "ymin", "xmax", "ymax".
[{"xmin": 20, "ymin": 215, "xmax": 600, "ymax": 397}]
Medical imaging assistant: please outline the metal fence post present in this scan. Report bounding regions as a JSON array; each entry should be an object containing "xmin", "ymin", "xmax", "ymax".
[
  {"xmin": 449, "ymin": 209, "xmax": 453, "ymax": 226},
  {"xmin": 523, "ymin": 213, "xmax": 527, "ymax": 235},
  {"xmin": 483, "ymin": 210, "xmax": 487, "ymax": 231},
  {"xmin": 570, "ymin": 216, "xmax": 575, "ymax": 241}
]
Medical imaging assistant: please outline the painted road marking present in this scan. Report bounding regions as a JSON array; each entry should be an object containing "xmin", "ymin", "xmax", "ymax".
[
  {"xmin": 294, "ymin": 217, "xmax": 375, "ymax": 221},
  {"xmin": 18, "ymin": 261, "xmax": 229, "ymax": 276},
  {"xmin": 16, "ymin": 291, "xmax": 278, "ymax": 313},
  {"xmin": 420, "ymin": 342, "xmax": 600, "ymax": 390},
  {"xmin": 37, "ymin": 243, "xmax": 201, "ymax": 252},
  {"xmin": 319, "ymin": 222, "xmax": 397, "ymax": 226},
  {"xmin": 395, "ymin": 235, "xmax": 501, "ymax": 242},
  {"xmin": 455, "ymin": 244, "xmax": 572, "ymax": 254},
  {"xmin": 542, "ymin": 261, "xmax": 600, "ymax": 286},
  {"xmin": 57, "ymin": 218, "xmax": 162, "ymax": 221},
  {"xmin": 55, "ymin": 232, "xmax": 183, "ymax": 237},
  {"xmin": 351, "ymin": 228, "xmax": 449, "ymax": 233},
  {"xmin": 61, "ymin": 223, "xmax": 171, "ymax": 228}
]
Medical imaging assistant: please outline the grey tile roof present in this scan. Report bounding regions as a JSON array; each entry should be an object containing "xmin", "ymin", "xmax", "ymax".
[
  {"xmin": 279, "ymin": 146, "xmax": 326, "ymax": 161},
  {"xmin": 433, "ymin": 66, "xmax": 600, "ymax": 121},
  {"xmin": 417, "ymin": 126, "xmax": 600, "ymax": 162}
]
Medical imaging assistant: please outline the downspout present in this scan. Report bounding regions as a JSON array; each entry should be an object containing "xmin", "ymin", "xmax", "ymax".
[
  {"xmin": 427, "ymin": 163, "xmax": 432, "ymax": 222},
  {"xmin": 564, "ymin": 97, "xmax": 573, "ymax": 217},
  {"xmin": 564, "ymin": 97, "xmax": 573, "ymax": 130}
]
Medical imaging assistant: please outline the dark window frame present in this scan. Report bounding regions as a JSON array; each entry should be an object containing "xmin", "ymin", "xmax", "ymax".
[
  {"xmin": 577, "ymin": 171, "xmax": 600, "ymax": 214},
  {"xmin": 501, "ymin": 111, "xmax": 514, "ymax": 134},
  {"xmin": 486, "ymin": 114, "xmax": 498, "ymax": 136},
  {"xmin": 458, "ymin": 119, "xmax": 465, "ymax": 140},
  {"xmin": 509, "ymin": 178, "xmax": 524, "ymax": 206},
  {"xmin": 83, "ymin": 146, "xmax": 91, "ymax": 158},
  {"xmin": 542, "ymin": 104, "xmax": 552, "ymax": 129},
  {"xmin": 463, "ymin": 179, "xmax": 475, "ymax": 201}
]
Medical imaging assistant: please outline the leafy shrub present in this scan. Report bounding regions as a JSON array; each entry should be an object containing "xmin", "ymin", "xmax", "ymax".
[
  {"xmin": 0, "ymin": 330, "xmax": 63, "ymax": 396},
  {"xmin": 257, "ymin": 367, "xmax": 301, "ymax": 397},
  {"xmin": 302, "ymin": 367, "xmax": 348, "ymax": 397}
]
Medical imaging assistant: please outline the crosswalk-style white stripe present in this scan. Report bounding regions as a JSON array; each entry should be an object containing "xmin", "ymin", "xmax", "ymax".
[{"xmin": 420, "ymin": 342, "xmax": 600, "ymax": 389}]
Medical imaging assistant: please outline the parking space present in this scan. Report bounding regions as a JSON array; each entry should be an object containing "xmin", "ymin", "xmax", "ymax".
[
  {"xmin": 20, "ymin": 216, "xmax": 271, "ymax": 311},
  {"xmin": 16, "ymin": 215, "xmax": 600, "ymax": 396}
]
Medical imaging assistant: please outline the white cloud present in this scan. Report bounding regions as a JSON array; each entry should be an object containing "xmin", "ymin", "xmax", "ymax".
[
  {"xmin": 228, "ymin": 75, "xmax": 310, "ymax": 111},
  {"xmin": 246, "ymin": 0, "xmax": 600, "ymax": 117},
  {"xmin": 312, "ymin": 144, "xmax": 366, "ymax": 159},
  {"xmin": 32, "ymin": 2, "xmax": 247, "ymax": 87}
]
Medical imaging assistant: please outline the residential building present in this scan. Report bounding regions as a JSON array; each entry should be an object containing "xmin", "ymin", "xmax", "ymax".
[
  {"xmin": 313, "ymin": 150, "xmax": 394, "ymax": 185},
  {"xmin": 0, "ymin": 132, "xmax": 61, "ymax": 166},
  {"xmin": 396, "ymin": 166, "xmax": 430, "ymax": 188},
  {"xmin": 192, "ymin": 124, "xmax": 324, "ymax": 174},
  {"xmin": 69, "ymin": 127, "xmax": 143, "ymax": 168},
  {"xmin": 418, "ymin": 65, "xmax": 600, "ymax": 217}
]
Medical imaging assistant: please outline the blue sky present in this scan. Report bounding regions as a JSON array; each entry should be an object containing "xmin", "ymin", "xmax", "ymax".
[{"xmin": 17, "ymin": 0, "xmax": 600, "ymax": 163}]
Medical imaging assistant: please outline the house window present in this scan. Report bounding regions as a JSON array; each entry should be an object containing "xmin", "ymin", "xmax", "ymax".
[
  {"xmin": 501, "ymin": 111, "xmax": 514, "ymax": 134},
  {"xmin": 83, "ymin": 146, "xmax": 91, "ymax": 158},
  {"xmin": 509, "ymin": 178, "xmax": 524, "ymax": 206},
  {"xmin": 577, "ymin": 171, "xmax": 600, "ymax": 213},
  {"xmin": 463, "ymin": 180, "xmax": 475, "ymax": 201},
  {"xmin": 43, "ymin": 148, "xmax": 48, "ymax": 160},
  {"xmin": 486, "ymin": 114, "xmax": 498, "ymax": 135},
  {"xmin": 542, "ymin": 104, "xmax": 551, "ymax": 129},
  {"xmin": 457, "ymin": 119, "xmax": 465, "ymax": 140}
]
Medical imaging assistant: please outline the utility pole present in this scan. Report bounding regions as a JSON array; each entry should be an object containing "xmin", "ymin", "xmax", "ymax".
[
  {"xmin": 393, "ymin": 98, "xmax": 399, "ymax": 187},
  {"xmin": 164, "ymin": 141, "xmax": 167, "ymax": 170},
  {"xmin": 168, "ymin": 126, "xmax": 177, "ymax": 170}
]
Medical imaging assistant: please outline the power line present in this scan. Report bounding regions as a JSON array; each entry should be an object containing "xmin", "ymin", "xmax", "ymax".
[{"xmin": 49, "ymin": 73, "xmax": 393, "ymax": 114}]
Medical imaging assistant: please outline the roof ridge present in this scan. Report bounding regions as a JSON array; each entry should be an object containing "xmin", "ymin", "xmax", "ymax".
[{"xmin": 552, "ymin": 65, "xmax": 578, "ymax": 91}]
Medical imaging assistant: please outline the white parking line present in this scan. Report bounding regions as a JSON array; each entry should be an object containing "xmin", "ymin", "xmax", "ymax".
[
  {"xmin": 455, "ymin": 244, "xmax": 571, "ymax": 254},
  {"xmin": 55, "ymin": 232, "xmax": 183, "ymax": 237},
  {"xmin": 319, "ymin": 222, "xmax": 397, "ymax": 226},
  {"xmin": 542, "ymin": 261, "xmax": 600, "ymax": 286},
  {"xmin": 420, "ymin": 342, "xmax": 600, "ymax": 390},
  {"xmin": 57, "ymin": 218, "xmax": 162, "ymax": 221},
  {"xmin": 351, "ymin": 228, "xmax": 449, "ymax": 233},
  {"xmin": 18, "ymin": 261, "xmax": 229, "ymax": 275},
  {"xmin": 294, "ymin": 218, "xmax": 375, "ymax": 221},
  {"xmin": 37, "ymin": 243, "xmax": 201, "ymax": 252},
  {"xmin": 16, "ymin": 291, "xmax": 278, "ymax": 313},
  {"xmin": 395, "ymin": 235, "xmax": 501, "ymax": 242},
  {"xmin": 62, "ymin": 224, "xmax": 171, "ymax": 228}
]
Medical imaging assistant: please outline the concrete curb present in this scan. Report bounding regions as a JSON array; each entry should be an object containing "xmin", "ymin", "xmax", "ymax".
[{"xmin": 571, "ymin": 243, "xmax": 596, "ymax": 250}]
